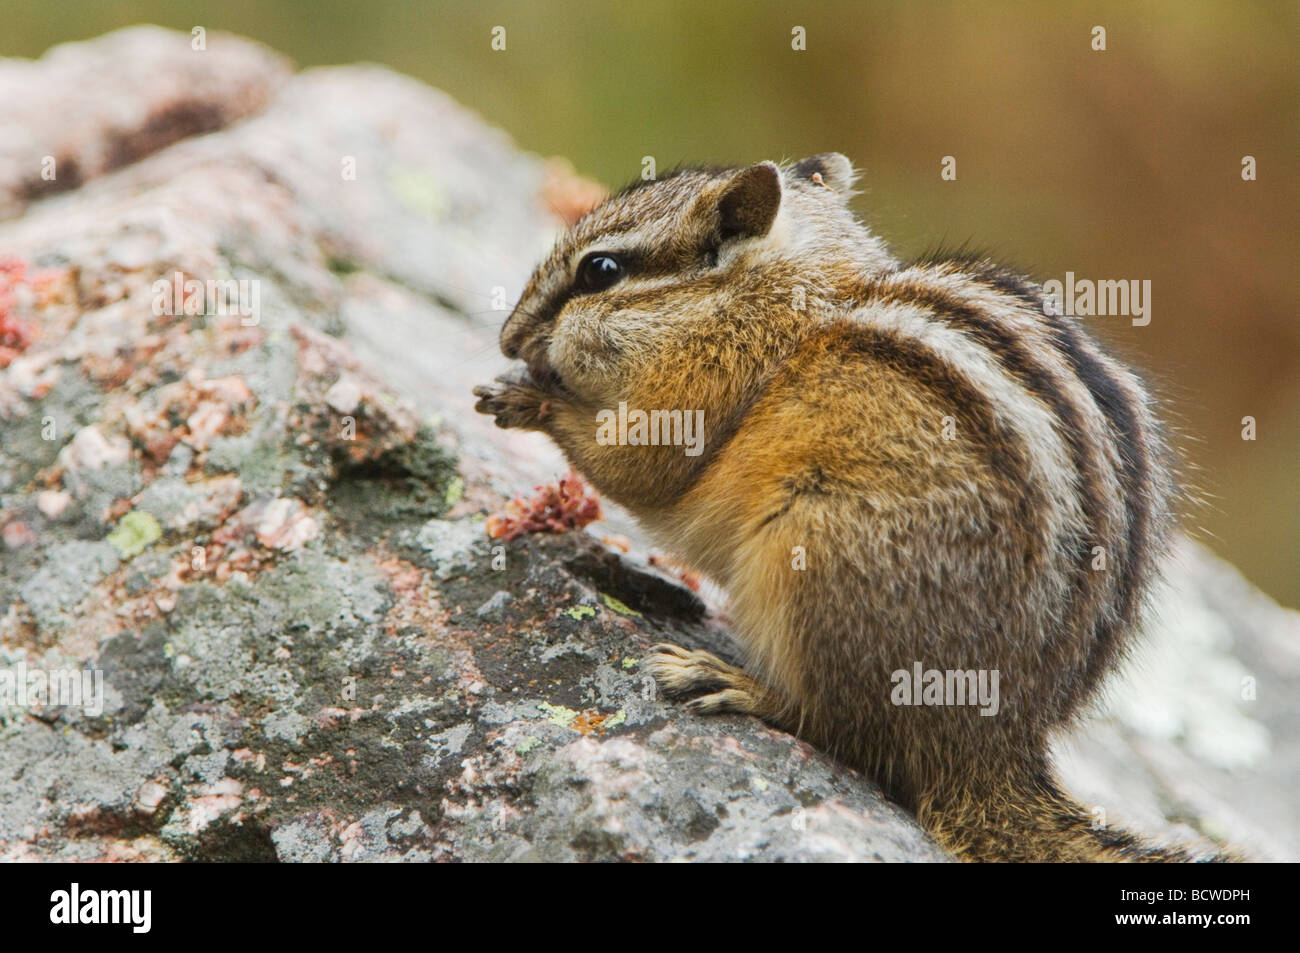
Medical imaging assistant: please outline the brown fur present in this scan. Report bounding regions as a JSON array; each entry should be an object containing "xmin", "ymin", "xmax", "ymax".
[{"xmin": 474, "ymin": 154, "xmax": 1227, "ymax": 862}]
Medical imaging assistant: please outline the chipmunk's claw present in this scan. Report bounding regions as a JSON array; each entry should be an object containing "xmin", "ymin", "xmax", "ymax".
[
  {"xmin": 472, "ymin": 374, "xmax": 548, "ymax": 430},
  {"xmin": 643, "ymin": 643, "xmax": 738, "ymax": 695},
  {"xmin": 686, "ymin": 689, "xmax": 761, "ymax": 716},
  {"xmin": 643, "ymin": 643, "xmax": 775, "ymax": 718}
]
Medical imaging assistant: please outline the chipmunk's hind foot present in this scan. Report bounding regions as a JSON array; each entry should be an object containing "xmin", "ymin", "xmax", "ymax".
[{"xmin": 644, "ymin": 643, "xmax": 779, "ymax": 718}]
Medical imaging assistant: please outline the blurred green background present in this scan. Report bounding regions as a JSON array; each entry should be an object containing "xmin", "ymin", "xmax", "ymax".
[{"xmin": 3, "ymin": 1, "xmax": 1297, "ymax": 606}]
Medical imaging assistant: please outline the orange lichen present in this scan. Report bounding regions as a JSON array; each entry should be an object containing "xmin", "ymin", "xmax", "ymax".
[
  {"xmin": 486, "ymin": 469, "xmax": 602, "ymax": 541},
  {"xmin": 648, "ymin": 552, "xmax": 703, "ymax": 592},
  {"xmin": 569, "ymin": 709, "xmax": 624, "ymax": 735},
  {"xmin": 0, "ymin": 257, "xmax": 48, "ymax": 368}
]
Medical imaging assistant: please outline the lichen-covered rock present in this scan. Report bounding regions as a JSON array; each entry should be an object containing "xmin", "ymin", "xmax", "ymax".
[
  {"xmin": 0, "ymin": 26, "xmax": 292, "ymax": 221},
  {"xmin": 0, "ymin": 28, "xmax": 1295, "ymax": 862}
]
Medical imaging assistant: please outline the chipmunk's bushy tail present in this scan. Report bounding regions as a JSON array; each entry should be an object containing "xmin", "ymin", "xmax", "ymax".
[{"xmin": 916, "ymin": 770, "xmax": 1231, "ymax": 863}]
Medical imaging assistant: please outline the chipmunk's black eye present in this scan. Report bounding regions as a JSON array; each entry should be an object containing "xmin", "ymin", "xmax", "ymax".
[{"xmin": 576, "ymin": 253, "xmax": 623, "ymax": 293}]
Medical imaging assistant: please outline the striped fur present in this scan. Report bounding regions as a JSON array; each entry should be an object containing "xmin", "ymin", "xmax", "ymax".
[{"xmin": 475, "ymin": 155, "xmax": 1216, "ymax": 862}]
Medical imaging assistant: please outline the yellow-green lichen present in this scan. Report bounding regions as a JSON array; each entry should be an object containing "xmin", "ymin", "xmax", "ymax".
[
  {"xmin": 603, "ymin": 709, "xmax": 626, "ymax": 730},
  {"xmin": 444, "ymin": 477, "xmax": 465, "ymax": 506},
  {"xmin": 563, "ymin": 605, "xmax": 596, "ymax": 621},
  {"xmin": 601, "ymin": 593, "xmax": 641, "ymax": 617},
  {"xmin": 388, "ymin": 167, "xmax": 446, "ymax": 220},
  {"xmin": 107, "ymin": 511, "xmax": 162, "ymax": 559},
  {"xmin": 621, "ymin": 656, "xmax": 639, "ymax": 669},
  {"xmin": 537, "ymin": 702, "xmax": 579, "ymax": 728},
  {"xmin": 516, "ymin": 736, "xmax": 542, "ymax": 754}
]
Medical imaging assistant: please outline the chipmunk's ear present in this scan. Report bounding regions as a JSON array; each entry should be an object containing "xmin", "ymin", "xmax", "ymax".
[
  {"xmin": 710, "ymin": 161, "xmax": 783, "ymax": 242},
  {"xmin": 791, "ymin": 152, "xmax": 856, "ymax": 197}
]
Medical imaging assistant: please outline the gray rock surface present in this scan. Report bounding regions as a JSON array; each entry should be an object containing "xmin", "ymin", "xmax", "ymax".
[{"xmin": 0, "ymin": 27, "xmax": 1294, "ymax": 862}]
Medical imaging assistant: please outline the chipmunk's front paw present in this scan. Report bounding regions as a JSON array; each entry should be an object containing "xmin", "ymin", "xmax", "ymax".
[
  {"xmin": 472, "ymin": 373, "xmax": 551, "ymax": 431},
  {"xmin": 644, "ymin": 643, "xmax": 766, "ymax": 717}
]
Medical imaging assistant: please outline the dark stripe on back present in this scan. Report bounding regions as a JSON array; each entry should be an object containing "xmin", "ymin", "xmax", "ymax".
[
  {"xmin": 860, "ymin": 269, "xmax": 1120, "ymax": 715},
  {"xmin": 958, "ymin": 259, "xmax": 1157, "ymax": 691},
  {"xmin": 807, "ymin": 322, "xmax": 1042, "ymax": 540},
  {"xmin": 686, "ymin": 318, "xmax": 1045, "ymax": 552}
]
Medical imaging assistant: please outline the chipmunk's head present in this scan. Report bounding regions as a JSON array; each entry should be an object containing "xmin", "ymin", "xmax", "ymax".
[{"xmin": 499, "ymin": 154, "xmax": 895, "ymax": 405}]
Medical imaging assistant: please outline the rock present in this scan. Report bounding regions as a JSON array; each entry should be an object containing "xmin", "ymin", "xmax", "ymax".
[
  {"xmin": 475, "ymin": 590, "xmax": 513, "ymax": 621},
  {"xmin": 35, "ymin": 489, "xmax": 70, "ymax": 519},
  {"xmin": 60, "ymin": 424, "xmax": 131, "ymax": 472},
  {"xmin": 323, "ymin": 376, "xmax": 363, "ymax": 416},
  {"xmin": 0, "ymin": 26, "xmax": 291, "ymax": 220},
  {"xmin": 413, "ymin": 518, "xmax": 486, "ymax": 580},
  {"xmin": 245, "ymin": 497, "xmax": 320, "ymax": 553},
  {"xmin": 0, "ymin": 27, "xmax": 1295, "ymax": 863}
]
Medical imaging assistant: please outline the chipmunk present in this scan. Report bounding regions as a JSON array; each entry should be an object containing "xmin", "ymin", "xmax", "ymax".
[{"xmin": 474, "ymin": 153, "xmax": 1224, "ymax": 862}]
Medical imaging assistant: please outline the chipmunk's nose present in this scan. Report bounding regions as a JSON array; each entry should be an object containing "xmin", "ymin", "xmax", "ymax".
[
  {"xmin": 500, "ymin": 314, "xmax": 524, "ymax": 359},
  {"xmin": 493, "ymin": 306, "xmax": 525, "ymax": 358}
]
